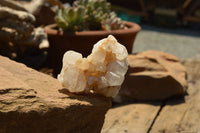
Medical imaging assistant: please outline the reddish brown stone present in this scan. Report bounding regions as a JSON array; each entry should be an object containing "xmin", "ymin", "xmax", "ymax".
[
  {"xmin": 0, "ymin": 56, "xmax": 111, "ymax": 133},
  {"xmin": 115, "ymin": 50, "xmax": 188, "ymax": 102}
]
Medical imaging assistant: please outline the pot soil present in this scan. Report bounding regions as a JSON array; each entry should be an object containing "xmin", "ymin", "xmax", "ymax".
[{"xmin": 45, "ymin": 21, "xmax": 141, "ymax": 76}]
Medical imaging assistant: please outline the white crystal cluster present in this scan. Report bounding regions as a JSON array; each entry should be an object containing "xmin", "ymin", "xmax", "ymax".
[{"xmin": 57, "ymin": 35, "xmax": 128, "ymax": 97}]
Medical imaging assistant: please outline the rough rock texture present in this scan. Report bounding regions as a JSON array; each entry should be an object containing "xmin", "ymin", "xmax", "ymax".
[
  {"xmin": 58, "ymin": 35, "xmax": 128, "ymax": 98},
  {"xmin": 0, "ymin": 55, "xmax": 111, "ymax": 133},
  {"xmin": 114, "ymin": 50, "xmax": 188, "ymax": 102}
]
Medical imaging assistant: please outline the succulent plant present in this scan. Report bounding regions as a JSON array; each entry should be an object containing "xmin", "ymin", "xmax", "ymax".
[
  {"xmin": 55, "ymin": 0, "xmax": 125, "ymax": 31},
  {"xmin": 102, "ymin": 12, "xmax": 126, "ymax": 31},
  {"xmin": 55, "ymin": 6, "xmax": 87, "ymax": 31}
]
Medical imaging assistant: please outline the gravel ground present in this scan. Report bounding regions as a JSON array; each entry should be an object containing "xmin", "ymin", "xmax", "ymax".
[{"xmin": 132, "ymin": 24, "xmax": 200, "ymax": 60}]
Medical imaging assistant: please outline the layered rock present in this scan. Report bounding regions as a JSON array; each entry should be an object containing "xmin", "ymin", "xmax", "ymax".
[
  {"xmin": 58, "ymin": 35, "xmax": 128, "ymax": 98},
  {"xmin": 115, "ymin": 50, "xmax": 188, "ymax": 102},
  {"xmin": 0, "ymin": 55, "xmax": 111, "ymax": 133}
]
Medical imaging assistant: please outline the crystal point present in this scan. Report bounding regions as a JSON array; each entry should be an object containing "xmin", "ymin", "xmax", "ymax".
[{"xmin": 58, "ymin": 35, "xmax": 128, "ymax": 97}]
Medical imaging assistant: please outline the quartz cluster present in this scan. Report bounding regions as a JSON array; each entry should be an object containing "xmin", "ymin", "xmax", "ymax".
[{"xmin": 57, "ymin": 35, "xmax": 128, "ymax": 97}]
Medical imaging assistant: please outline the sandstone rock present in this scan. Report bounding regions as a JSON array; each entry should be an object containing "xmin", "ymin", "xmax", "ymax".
[
  {"xmin": 114, "ymin": 50, "xmax": 188, "ymax": 102},
  {"xmin": 0, "ymin": 55, "xmax": 111, "ymax": 133},
  {"xmin": 58, "ymin": 35, "xmax": 128, "ymax": 98}
]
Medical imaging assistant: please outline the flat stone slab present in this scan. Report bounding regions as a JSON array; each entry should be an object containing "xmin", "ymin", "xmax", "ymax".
[
  {"xmin": 0, "ymin": 56, "xmax": 111, "ymax": 133},
  {"xmin": 101, "ymin": 102, "xmax": 161, "ymax": 133}
]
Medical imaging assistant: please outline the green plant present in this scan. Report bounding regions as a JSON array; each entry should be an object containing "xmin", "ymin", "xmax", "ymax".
[{"xmin": 55, "ymin": 0, "xmax": 125, "ymax": 31}]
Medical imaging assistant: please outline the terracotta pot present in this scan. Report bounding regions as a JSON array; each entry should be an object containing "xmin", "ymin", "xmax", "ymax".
[{"xmin": 44, "ymin": 21, "xmax": 141, "ymax": 76}]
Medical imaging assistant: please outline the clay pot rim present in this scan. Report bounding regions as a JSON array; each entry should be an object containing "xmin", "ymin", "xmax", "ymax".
[{"xmin": 44, "ymin": 21, "xmax": 141, "ymax": 36}]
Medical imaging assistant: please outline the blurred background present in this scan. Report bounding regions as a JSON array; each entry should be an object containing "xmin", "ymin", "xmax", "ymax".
[
  {"xmin": 1, "ymin": 0, "xmax": 200, "ymax": 72},
  {"xmin": 64, "ymin": 0, "xmax": 200, "ymax": 60}
]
